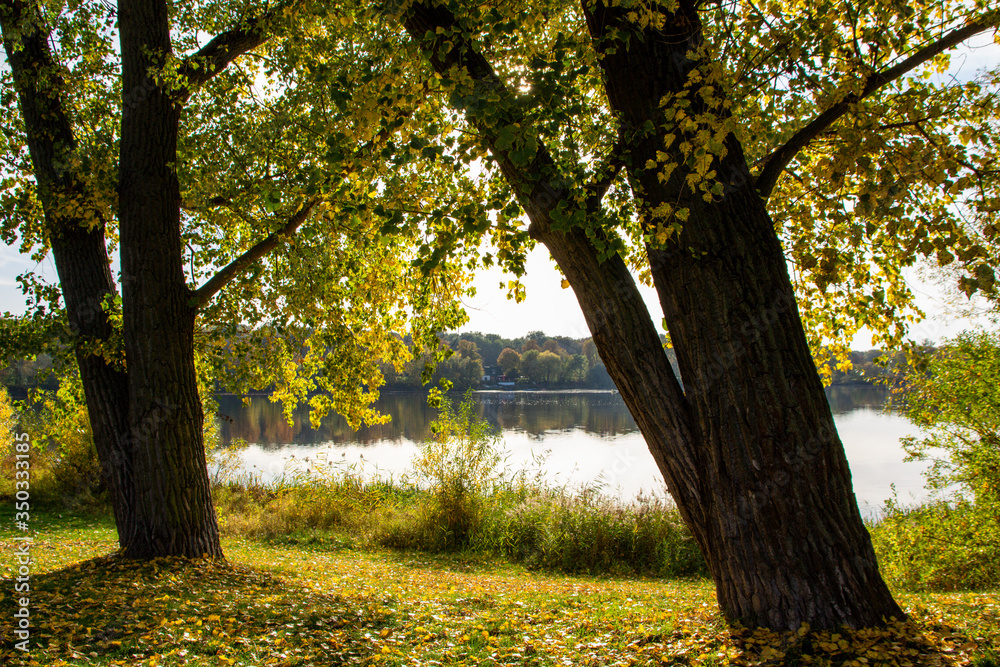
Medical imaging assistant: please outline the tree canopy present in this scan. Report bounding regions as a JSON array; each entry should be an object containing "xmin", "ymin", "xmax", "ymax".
[
  {"xmin": 5, "ymin": 0, "xmax": 997, "ymax": 387},
  {"xmin": 1, "ymin": 0, "xmax": 480, "ymax": 429}
]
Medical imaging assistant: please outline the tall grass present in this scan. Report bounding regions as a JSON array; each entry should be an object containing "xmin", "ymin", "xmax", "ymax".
[{"xmin": 208, "ymin": 393, "xmax": 707, "ymax": 579}]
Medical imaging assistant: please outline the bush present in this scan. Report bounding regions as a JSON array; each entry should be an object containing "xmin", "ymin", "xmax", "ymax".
[
  {"xmin": 405, "ymin": 391, "xmax": 506, "ymax": 550},
  {"xmin": 870, "ymin": 496, "xmax": 999, "ymax": 591},
  {"xmin": 0, "ymin": 387, "xmax": 14, "ymax": 452},
  {"xmin": 0, "ymin": 377, "xmax": 105, "ymax": 508},
  {"xmin": 870, "ymin": 330, "xmax": 1000, "ymax": 591}
]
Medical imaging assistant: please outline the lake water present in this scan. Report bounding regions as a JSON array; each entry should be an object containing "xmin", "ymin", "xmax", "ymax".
[{"xmin": 215, "ymin": 385, "xmax": 929, "ymax": 517}]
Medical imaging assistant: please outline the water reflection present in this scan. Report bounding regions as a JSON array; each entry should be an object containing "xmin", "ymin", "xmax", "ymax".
[
  {"xmin": 217, "ymin": 386, "xmax": 892, "ymax": 446},
  {"xmin": 825, "ymin": 384, "xmax": 894, "ymax": 414},
  {"xmin": 216, "ymin": 389, "xmax": 638, "ymax": 448},
  {"xmin": 216, "ymin": 385, "xmax": 929, "ymax": 514},
  {"xmin": 477, "ymin": 391, "xmax": 637, "ymax": 438}
]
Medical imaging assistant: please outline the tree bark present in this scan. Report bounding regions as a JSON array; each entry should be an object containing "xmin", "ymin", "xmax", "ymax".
[
  {"xmin": 2, "ymin": 0, "xmax": 135, "ymax": 541},
  {"xmin": 403, "ymin": 0, "xmax": 903, "ymax": 629},
  {"xmin": 584, "ymin": 0, "xmax": 902, "ymax": 629},
  {"xmin": 117, "ymin": 0, "xmax": 221, "ymax": 558}
]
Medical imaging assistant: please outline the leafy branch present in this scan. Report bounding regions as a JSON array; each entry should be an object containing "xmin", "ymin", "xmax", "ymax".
[
  {"xmin": 174, "ymin": 1, "xmax": 299, "ymax": 101},
  {"xmin": 188, "ymin": 198, "xmax": 319, "ymax": 309},
  {"xmin": 585, "ymin": 139, "xmax": 626, "ymax": 213},
  {"xmin": 755, "ymin": 14, "xmax": 1000, "ymax": 199}
]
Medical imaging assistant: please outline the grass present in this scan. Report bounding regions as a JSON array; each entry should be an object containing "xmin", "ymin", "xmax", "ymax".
[{"xmin": 2, "ymin": 505, "xmax": 1000, "ymax": 666}]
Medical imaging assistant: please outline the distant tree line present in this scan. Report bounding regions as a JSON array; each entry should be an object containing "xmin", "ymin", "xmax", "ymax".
[
  {"xmin": 383, "ymin": 334, "xmax": 924, "ymax": 391},
  {"xmin": 373, "ymin": 331, "xmax": 597, "ymax": 389},
  {"xmin": 822, "ymin": 347, "xmax": 927, "ymax": 386},
  {"xmin": 2, "ymin": 337, "xmax": 916, "ymax": 397},
  {"xmin": 380, "ymin": 330, "xmax": 674, "ymax": 390}
]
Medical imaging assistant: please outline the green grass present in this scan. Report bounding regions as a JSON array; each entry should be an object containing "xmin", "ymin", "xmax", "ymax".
[
  {"xmin": 210, "ymin": 478, "xmax": 708, "ymax": 579},
  {"xmin": 2, "ymin": 506, "xmax": 1000, "ymax": 666}
]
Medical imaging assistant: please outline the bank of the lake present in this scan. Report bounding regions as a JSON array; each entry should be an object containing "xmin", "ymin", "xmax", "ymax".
[{"xmin": 215, "ymin": 385, "xmax": 927, "ymax": 516}]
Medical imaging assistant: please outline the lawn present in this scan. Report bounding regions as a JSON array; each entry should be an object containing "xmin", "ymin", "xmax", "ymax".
[{"xmin": 1, "ymin": 508, "xmax": 998, "ymax": 666}]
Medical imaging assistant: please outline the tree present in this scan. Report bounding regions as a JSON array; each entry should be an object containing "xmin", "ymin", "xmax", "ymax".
[
  {"xmin": 436, "ymin": 349, "xmax": 484, "ymax": 388},
  {"xmin": 900, "ymin": 331, "xmax": 1000, "ymax": 515},
  {"xmin": 537, "ymin": 350, "xmax": 562, "ymax": 383},
  {"xmin": 541, "ymin": 339, "xmax": 567, "ymax": 355},
  {"xmin": 562, "ymin": 353, "xmax": 589, "ymax": 383},
  {"xmin": 581, "ymin": 339, "xmax": 599, "ymax": 368},
  {"xmin": 496, "ymin": 347, "xmax": 521, "ymax": 376},
  {"xmin": 395, "ymin": 0, "xmax": 999, "ymax": 629},
  {"xmin": 1, "ymin": 0, "xmax": 473, "ymax": 557},
  {"xmin": 5, "ymin": 0, "xmax": 998, "ymax": 628},
  {"xmin": 455, "ymin": 339, "xmax": 480, "ymax": 360},
  {"xmin": 2, "ymin": 0, "xmax": 136, "ymax": 550},
  {"xmin": 519, "ymin": 349, "xmax": 542, "ymax": 381}
]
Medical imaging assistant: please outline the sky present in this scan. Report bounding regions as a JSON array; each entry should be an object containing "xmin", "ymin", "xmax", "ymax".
[
  {"xmin": 457, "ymin": 243, "xmax": 996, "ymax": 345},
  {"xmin": 2, "ymin": 27, "xmax": 998, "ymax": 348}
]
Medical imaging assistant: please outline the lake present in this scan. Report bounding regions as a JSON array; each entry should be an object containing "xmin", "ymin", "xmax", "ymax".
[{"xmin": 214, "ymin": 385, "xmax": 929, "ymax": 517}]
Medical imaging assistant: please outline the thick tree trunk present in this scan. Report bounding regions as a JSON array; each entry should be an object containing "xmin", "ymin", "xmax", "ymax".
[
  {"xmin": 2, "ymin": 0, "xmax": 135, "ymax": 541},
  {"xmin": 117, "ymin": 0, "xmax": 222, "ymax": 558},
  {"xmin": 579, "ymin": 1, "xmax": 903, "ymax": 629},
  {"xmin": 403, "ymin": 0, "xmax": 903, "ymax": 629},
  {"xmin": 51, "ymin": 233, "xmax": 135, "ymax": 541}
]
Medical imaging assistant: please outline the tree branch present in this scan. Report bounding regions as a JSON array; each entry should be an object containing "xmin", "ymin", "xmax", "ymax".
[
  {"xmin": 585, "ymin": 139, "xmax": 626, "ymax": 212},
  {"xmin": 754, "ymin": 15, "xmax": 1000, "ymax": 200},
  {"xmin": 400, "ymin": 2, "xmax": 567, "ymax": 228},
  {"xmin": 180, "ymin": 195, "xmax": 230, "ymax": 212},
  {"xmin": 189, "ymin": 199, "xmax": 318, "ymax": 309},
  {"xmin": 175, "ymin": 4, "xmax": 288, "ymax": 100}
]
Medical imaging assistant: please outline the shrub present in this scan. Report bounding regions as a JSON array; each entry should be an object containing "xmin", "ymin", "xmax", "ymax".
[
  {"xmin": 0, "ymin": 376, "xmax": 105, "ymax": 507},
  {"xmin": 406, "ymin": 391, "xmax": 506, "ymax": 550},
  {"xmin": 898, "ymin": 330, "xmax": 1000, "ymax": 515},
  {"xmin": 870, "ymin": 496, "xmax": 999, "ymax": 591},
  {"xmin": 0, "ymin": 387, "xmax": 14, "ymax": 452},
  {"xmin": 870, "ymin": 330, "xmax": 1000, "ymax": 591}
]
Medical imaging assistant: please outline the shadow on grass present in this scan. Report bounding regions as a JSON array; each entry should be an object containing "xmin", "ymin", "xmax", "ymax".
[{"xmin": 0, "ymin": 553, "xmax": 390, "ymax": 666}]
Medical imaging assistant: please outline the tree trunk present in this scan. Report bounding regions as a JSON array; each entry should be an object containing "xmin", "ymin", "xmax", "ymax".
[
  {"xmin": 2, "ymin": 0, "xmax": 135, "ymax": 541},
  {"xmin": 403, "ymin": 0, "xmax": 903, "ymax": 629},
  {"xmin": 51, "ymin": 232, "xmax": 136, "ymax": 542},
  {"xmin": 117, "ymin": 0, "xmax": 222, "ymax": 558},
  {"xmin": 577, "ymin": 0, "xmax": 903, "ymax": 629}
]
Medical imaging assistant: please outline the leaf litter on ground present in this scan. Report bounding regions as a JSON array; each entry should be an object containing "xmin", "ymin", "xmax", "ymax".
[{"xmin": 1, "ymin": 512, "xmax": 998, "ymax": 666}]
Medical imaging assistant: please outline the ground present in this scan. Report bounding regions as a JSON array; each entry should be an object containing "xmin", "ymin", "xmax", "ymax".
[{"xmin": 1, "ymin": 509, "xmax": 998, "ymax": 666}]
